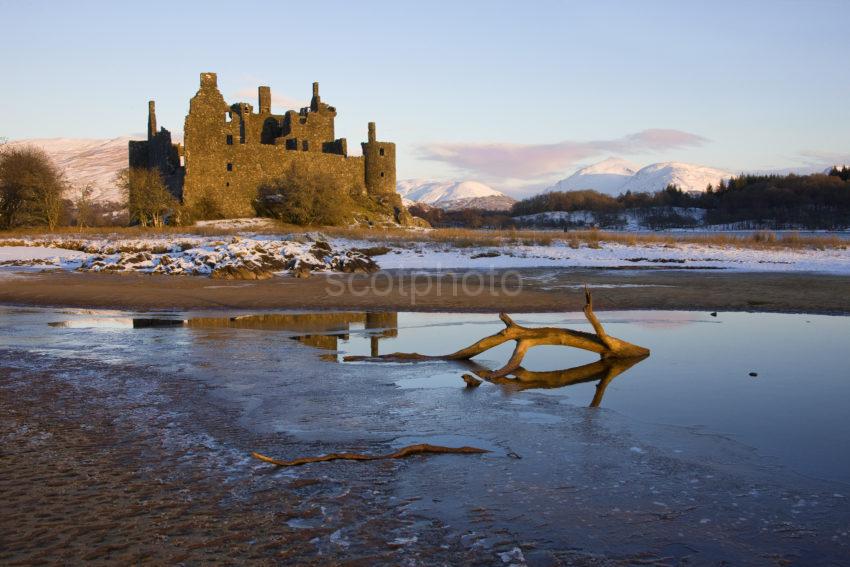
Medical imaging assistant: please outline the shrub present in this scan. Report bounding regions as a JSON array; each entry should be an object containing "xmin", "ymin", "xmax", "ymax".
[
  {"xmin": 0, "ymin": 145, "xmax": 66, "ymax": 230},
  {"xmin": 255, "ymin": 165, "xmax": 353, "ymax": 226},
  {"xmin": 118, "ymin": 167, "xmax": 177, "ymax": 227}
]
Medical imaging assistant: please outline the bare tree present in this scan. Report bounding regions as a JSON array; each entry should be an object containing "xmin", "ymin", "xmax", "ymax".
[
  {"xmin": 73, "ymin": 183, "xmax": 95, "ymax": 228},
  {"xmin": 117, "ymin": 167, "xmax": 177, "ymax": 227},
  {"xmin": 0, "ymin": 145, "xmax": 66, "ymax": 230}
]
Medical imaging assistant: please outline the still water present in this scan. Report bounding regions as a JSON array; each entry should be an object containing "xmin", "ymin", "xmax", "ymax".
[
  {"xmin": 12, "ymin": 307, "xmax": 850, "ymax": 483},
  {"xmin": 4, "ymin": 306, "xmax": 850, "ymax": 562}
]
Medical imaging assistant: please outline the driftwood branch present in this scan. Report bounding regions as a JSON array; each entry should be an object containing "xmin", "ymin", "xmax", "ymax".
[
  {"xmin": 343, "ymin": 289, "xmax": 649, "ymax": 378},
  {"xmin": 252, "ymin": 443, "xmax": 489, "ymax": 467}
]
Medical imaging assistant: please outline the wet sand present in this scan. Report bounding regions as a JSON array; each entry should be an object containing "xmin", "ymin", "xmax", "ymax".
[
  {"xmin": 1, "ymin": 268, "xmax": 849, "ymax": 313},
  {"xmin": 0, "ymin": 350, "xmax": 487, "ymax": 565}
]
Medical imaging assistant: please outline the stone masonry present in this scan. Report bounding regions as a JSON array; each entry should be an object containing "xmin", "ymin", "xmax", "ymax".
[{"xmin": 130, "ymin": 72, "xmax": 405, "ymax": 222}]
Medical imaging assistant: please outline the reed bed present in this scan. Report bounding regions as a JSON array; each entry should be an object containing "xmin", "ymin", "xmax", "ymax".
[
  {"xmin": 320, "ymin": 226, "xmax": 847, "ymax": 251},
  {"xmin": 0, "ymin": 224, "xmax": 846, "ymax": 251}
]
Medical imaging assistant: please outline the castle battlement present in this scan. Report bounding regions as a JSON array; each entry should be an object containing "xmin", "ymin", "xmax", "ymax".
[{"xmin": 130, "ymin": 72, "xmax": 401, "ymax": 220}]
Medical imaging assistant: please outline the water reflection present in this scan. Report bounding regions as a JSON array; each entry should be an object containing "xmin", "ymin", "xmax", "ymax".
[
  {"xmin": 189, "ymin": 312, "xmax": 399, "ymax": 355},
  {"xmin": 49, "ymin": 311, "xmax": 400, "ymax": 358},
  {"xmin": 466, "ymin": 355, "xmax": 648, "ymax": 406},
  {"xmin": 47, "ymin": 310, "xmax": 647, "ymax": 405}
]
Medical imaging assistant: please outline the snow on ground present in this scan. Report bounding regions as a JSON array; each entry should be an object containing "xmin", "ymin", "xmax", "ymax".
[
  {"xmin": 1, "ymin": 232, "xmax": 849, "ymax": 276},
  {"xmin": 334, "ymin": 238, "xmax": 850, "ymax": 274},
  {"xmin": 0, "ymin": 236, "xmax": 377, "ymax": 278},
  {"xmin": 514, "ymin": 208, "xmax": 707, "ymax": 230},
  {"xmin": 0, "ymin": 246, "xmax": 89, "ymax": 263},
  {"xmin": 194, "ymin": 218, "xmax": 279, "ymax": 230},
  {"xmin": 0, "ymin": 246, "xmax": 90, "ymax": 278}
]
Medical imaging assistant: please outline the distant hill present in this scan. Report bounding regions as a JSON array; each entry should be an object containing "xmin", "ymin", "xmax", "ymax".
[
  {"xmin": 438, "ymin": 194, "xmax": 517, "ymax": 211},
  {"xmin": 3, "ymin": 137, "xmax": 135, "ymax": 204},
  {"xmin": 547, "ymin": 158, "xmax": 733, "ymax": 196},
  {"xmin": 397, "ymin": 179, "xmax": 515, "ymax": 210},
  {"xmin": 547, "ymin": 157, "xmax": 639, "ymax": 195}
]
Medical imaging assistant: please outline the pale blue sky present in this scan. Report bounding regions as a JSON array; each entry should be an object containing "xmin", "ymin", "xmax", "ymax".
[{"xmin": 2, "ymin": 0, "xmax": 848, "ymax": 194}]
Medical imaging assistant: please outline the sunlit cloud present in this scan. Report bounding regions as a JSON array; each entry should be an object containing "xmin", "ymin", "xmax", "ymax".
[{"xmin": 417, "ymin": 129, "xmax": 709, "ymax": 180}]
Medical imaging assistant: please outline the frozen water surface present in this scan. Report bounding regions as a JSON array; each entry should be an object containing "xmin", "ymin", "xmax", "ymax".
[{"xmin": 2, "ymin": 306, "xmax": 849, "ymax": 563}]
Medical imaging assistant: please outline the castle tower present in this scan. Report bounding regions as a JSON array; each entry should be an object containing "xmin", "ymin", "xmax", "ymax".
[
  {"xmin": 200, "ymin": 71, "xmax": 218, "ymax": 89},
  {"xmin": 147, "ymin": 100, "xmax": 157, "ymax": 140},
  {"xmin": 258, "ymin": 86, "xmax": 271, "ymax": 114},
  {"xmin": 310, "ymin": 82, "xmax": 320, "ymax": 111},
  {"xmin": 362, "ymin": 122, "xmax": 396, "ymax": 196},
  {"xmin": 182, "ymin": 72, "xmax": 237, "ymax": 214},
  {"xmin": 184, "ymin": 72, "xmax": 229, "ymax": 151}
]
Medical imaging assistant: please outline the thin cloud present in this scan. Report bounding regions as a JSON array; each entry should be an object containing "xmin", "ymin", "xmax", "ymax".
[
  {"xmin": 417, "ymin": 129, "xmax": 708, "ymax": 180},
  {"xmin": 795, "ymin": 149, "xmax": 850, "ymax": 169}
]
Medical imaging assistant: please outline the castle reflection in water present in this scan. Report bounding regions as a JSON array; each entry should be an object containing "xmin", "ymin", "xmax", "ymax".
[{"xmin": 186, "ymin": 311, "xmax": 398, "ymax": 358}]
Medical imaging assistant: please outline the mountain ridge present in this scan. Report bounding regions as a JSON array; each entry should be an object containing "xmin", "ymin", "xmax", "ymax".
[
  {"xmin": 546, "ymin": 158, "xmax": 733, "ymax": 196},
  {"xmin": 396, "ymin": 179, "xmax": 515, "ymax": 210}
]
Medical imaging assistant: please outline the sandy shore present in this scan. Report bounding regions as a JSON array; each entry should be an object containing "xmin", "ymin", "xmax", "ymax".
[
  {"xmin": 0, "ymin": 350, "xmax": 486, "ymax": 565},
  {"xmin": 1, "ymin": 268, "xmax": 849, "ymax": 314}
]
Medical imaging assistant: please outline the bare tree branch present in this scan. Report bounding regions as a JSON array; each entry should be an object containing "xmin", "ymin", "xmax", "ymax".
[{"xmin": 252, "ymin": 443, "xmax": 489, "ymax": 467}]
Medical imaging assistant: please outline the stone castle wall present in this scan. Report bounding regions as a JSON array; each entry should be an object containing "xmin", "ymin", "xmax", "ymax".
[
  {"xmin": 129, "ymin": 101, "xmax": 184, "ymax": 198},
  {"xmin": 131, "ymin": 72, "xmax": 405, "ymax": 221}
]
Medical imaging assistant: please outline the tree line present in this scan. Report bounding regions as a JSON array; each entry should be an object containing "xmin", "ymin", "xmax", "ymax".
[{"xmin": 509, "ymin": 169, "xmax": 850, "ymax": 230}]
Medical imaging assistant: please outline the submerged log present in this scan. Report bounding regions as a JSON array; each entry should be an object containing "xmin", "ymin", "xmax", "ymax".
[
  {"xmin": 252, "ymin": 443, "xmax": 489, "ymax": 467},
  {"xmin": 343, "ymin": 288, "xmax": 650, "ymax": 379}
]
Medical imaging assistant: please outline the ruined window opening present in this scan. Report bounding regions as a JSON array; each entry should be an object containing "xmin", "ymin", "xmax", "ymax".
[
  {"xmin": 380, "ymin": 172, "xmax": 385, "ymax": 177},
  {"xmin": 379, "ymin": 148, "xmax": 385, "ymax": 156},
  {"xmin": 227, "ymin": 163, "xmax": 233, "ymax": 171},
  {"xmin": 226, "ymin": 135, "xmax": 233, "ymax": 145},
  {"xmin": 226, "ymin": 182, "xmax": 230, "ymax": 187},
  {"xmin": 302, "ymin": 140, "xmax": 309, "ymax": 151}
]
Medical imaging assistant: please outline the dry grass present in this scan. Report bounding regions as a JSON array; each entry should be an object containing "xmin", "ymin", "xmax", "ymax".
[
  {"xmin": 321, "ymin": 226, "xmax": 847, "ymax": 251},
  {"xmin": 0, "ymin": 223, "xmax": 846, "ymax": 251},
  {"xmin": 0, "ymin": 222, "xmax": 292, "ymax": 239}
]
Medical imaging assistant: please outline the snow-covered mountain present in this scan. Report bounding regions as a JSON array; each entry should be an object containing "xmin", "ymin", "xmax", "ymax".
[
  {"xmin": 619, "ymin": 162, "xmax": 733, "ymax": 194},
  {"xmin": 3, "ymin": 137, "xmax": 136, "ymax": 203},
  {"xmin": 397, "ymin": 179, "xmax": 515, "ymax": 210},
  {"xmin": 547, "ymin": 157, "xmax": 639, "ymax": 195},
  {"xmin": 547, "ymin": 158, "xmax": 733, "ymax": 196}
]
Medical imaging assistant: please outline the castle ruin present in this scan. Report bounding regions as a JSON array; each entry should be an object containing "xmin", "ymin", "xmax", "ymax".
[{"xmin": 130, "ymin": 72, "xmax": 407, "ymax": 222}]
